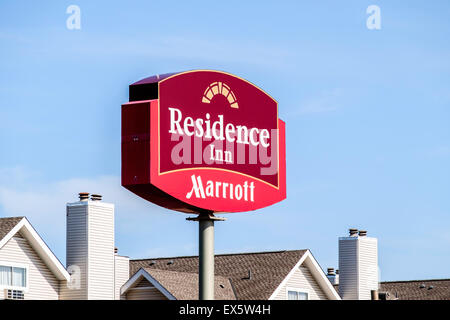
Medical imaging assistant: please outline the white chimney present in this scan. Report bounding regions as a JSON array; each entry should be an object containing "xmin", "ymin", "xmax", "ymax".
[
  {"xmin": 61, "ymin": 193, "xmax": 115, "ymax": 299},
  {"xmin": 114, "ymin": 247, "xmax": 129, "ymax": 300},
  {"xmin": 338, "ymin": 229, "xmax": 378, "ymax": 300},
  {"xmin": 326, "ymin": 268, "xmax": 339, "ymax": 285}
]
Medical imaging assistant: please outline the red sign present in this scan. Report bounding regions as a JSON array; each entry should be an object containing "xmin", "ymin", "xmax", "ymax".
[{"xmin": 122, "ymin": 70, "xmax": 286, "ymax": 213}]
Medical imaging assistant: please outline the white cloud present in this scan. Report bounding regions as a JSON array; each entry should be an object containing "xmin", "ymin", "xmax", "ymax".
[
  {"xmin": 0, "ymin": 167, "xmax": 184, "ymax": 263},
  {"xmin": 0, "ymin": 169, "xmax": 158, "ymax": 222},
  {"xmin": 0, "ymin": 166, "xmax": 315, "ymax": 263}
]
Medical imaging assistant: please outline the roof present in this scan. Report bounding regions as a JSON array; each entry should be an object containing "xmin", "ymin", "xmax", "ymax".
[
  {"xmin": 143, "ymin": 268, "xmax": 236, "ymax": 300},
  {"xmin": 332, "ymin": 279, "xmax": 450, "ymax": 300},
  {"xmin": 130, "ymin": 250, "xmax": 308, "ymax": 300},
  {"xmin": 0, "ymin": 217, "xmax": 24, "ymax": 241},
  {"xmin": 0, "ymin": 216, "xmax": 70, "ymax": 281},
  {"xmin": 379, "ymin": 279, "xmax": 450, "ymax": 300}
]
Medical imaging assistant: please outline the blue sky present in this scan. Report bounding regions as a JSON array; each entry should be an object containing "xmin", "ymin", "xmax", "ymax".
[{"xmin": 0, "ymin": 1, "xmax": 449, "ymax": 281}]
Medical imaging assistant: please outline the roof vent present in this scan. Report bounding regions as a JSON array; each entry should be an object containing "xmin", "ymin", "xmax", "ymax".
[
  {"xmin": 149, "ymin": 260, "xmax": 156, "ymax": 266},
  {"xmin": 327, "ymin": 268, "xmax": 335, "ymax": 276},
  {"xmin": 242, "ymin": 270, "xmax": 252, "ymax": 280},
  {"xmin": 358, "ymin": 230, "xmax": 367, "ymax": 237},
  {"xmin": 428, "ymin": 286, "xmax": 434, "ymax": 290},
  {"xmin": 167, "ymin": 260, "xmax": 174, "ymax": 265},
  {"xmin": 419, "ymin": 284, "xmax": 425, "ymax": 289},
  {"xmin": 378, "ymin": 292, "xmax": 389, "ymax": 300},
  {"xmin": 91, "ymin": 194, "xmax": 102, "ymax": 201},
  {"xmin": 349, "ymin": 228, "xmax": 358, "ymax": 236},
  {"xmin": 219, "ymin": 284, "xmax": 224, "ymax": 288},
  {"xmin": 79, "ymin": 192, "xmax": 89, "ymax": 201},
  {"xmin": 114, "ymin": 247, "xmax": 118, "ymax": 254}
]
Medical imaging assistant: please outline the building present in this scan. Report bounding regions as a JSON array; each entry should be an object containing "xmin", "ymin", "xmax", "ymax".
[
  {"xmin": 0, "ymin": 217, "xmax": 70, "ymax": 299},
  {"xmin": 378, "ymin": 279, "xmax": 450, "ymax": 300},
  {"xmin": 0, "ymin": 193, "xmax": 448, "ymax": 300},
  {"xmin": 124, "ymin": 250, "xmax": 339, "ymax": 300}
]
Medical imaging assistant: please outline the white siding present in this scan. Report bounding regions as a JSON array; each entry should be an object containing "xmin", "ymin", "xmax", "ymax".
[
  {"xmin": 338, "ymin": 238, "xmax": 358, "ymax": 300},
  {"xmin": 126, "ymin": 278, "xmax": 168, "ymax": 300},
  {"xmin": 126, "ymin": 288, "xmax": 168, "ymax": 300},
  {"xmin": 358, "ymin": 237, "xmax": 378, "ymax": 300},
  {"xmin": 60, "ymin": 204, "xmax": 88, "ymax": 300},
  {"xmin": 114, "ymin": 255, "xmax": 129, "ymax": 300},
  {"xmin": 339, "ymin": 236, "xmax": 378, "ymax": 300},
  {"xmin": 87, "ymin": 203, "xmax": 114, "ymax": 300},
  {"xmin": 0, "ymin": 235, "xmax": 59, "ymax": 300},
  {"xmin": 273, "ymin": 266, "xmax": 328, "ymax": 300},
  {"xmin": 62, "ymin": 200, "xmax": 115, "ymax": 300}
]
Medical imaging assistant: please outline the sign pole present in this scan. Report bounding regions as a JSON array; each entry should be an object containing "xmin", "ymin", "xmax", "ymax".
[{"xmin": 187, "ymin": 211, "xmax": 226, "ymax": 300}]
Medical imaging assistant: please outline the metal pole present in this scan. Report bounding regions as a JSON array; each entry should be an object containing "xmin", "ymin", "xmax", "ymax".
[
  {"xmin": 199, "ymin": 216, "xmax": 214, "ymax": 300},
  {"xmin": 187, "ymin": 212, "xmax": 226, "ymax": 300}
]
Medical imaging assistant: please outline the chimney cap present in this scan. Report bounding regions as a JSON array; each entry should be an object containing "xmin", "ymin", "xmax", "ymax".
[
  {"xmin": 349, "ymin": 228, "xmax": 358, "ymax": 236},
  {"xmin": 359, "ymin": 230, "xmax": 367, "ymax": 237},
  {"xmin": 79, "ymin": 192, "xmax": 90, "ymax": 201},
  {"xmin": 327, "ymin": 268, "xmax": 335, "ymax": 275},
  {"xmin": 91, "ymin": 194, "xmax": 102, "ymax": 201}
]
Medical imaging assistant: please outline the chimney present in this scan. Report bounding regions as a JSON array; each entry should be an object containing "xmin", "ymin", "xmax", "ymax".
[
  {"xmin": 114, "ymin": 249, "xmax": 129, "ymax": 300},
  {"xmin": 327, "ymin": 267, "xmax": 339, "ymax": 285},
  {"xmin": 61, "ymin": 193, "xmax": 115, "ymax": 300},
  {"xmin": 91, "ymin": 194, "xmax": 102, "ymax": 201},
  {"xmin": 79, "ymin": 192, "xmax": 89, "ymax": 201},
  {"xmin": 338, "ymin": 228, "xmax": 378, "ymax": 300},
  {"xmin": 371, "ymin": 290, "xmax": 379, "ymax": 300}
]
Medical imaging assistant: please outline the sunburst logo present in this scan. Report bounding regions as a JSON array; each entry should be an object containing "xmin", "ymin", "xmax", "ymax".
[{"xmin": 201, "ymin": 81, "xmax": 239, "ymax": 109}]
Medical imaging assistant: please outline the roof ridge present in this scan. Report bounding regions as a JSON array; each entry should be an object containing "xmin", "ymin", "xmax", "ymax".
[
  {"xmin": 144, "ymin": 268, "xmax": 195, "ymax": 275},
  {"xmin": 0, "ymin": 217, "xmax": 25, "ymax": 242},
  {"xmin": 0, "ymin": 216, "xmax": 25, "ymax": 220},
  {"xmin": 144, "ymin": 267, "xmax": 230, "ymax": 279},
  {"xmin": 131, "ymin": 249, "xmax": 307, "ymax": 261},
  {"xmin": 381, "ymin": 278, "xmax": 450, "ymax": 284}
]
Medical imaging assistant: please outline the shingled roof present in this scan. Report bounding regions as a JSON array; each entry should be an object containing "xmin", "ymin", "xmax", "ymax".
[
  {"xmin": 332, "ymin": 279, "xmax": 450, "ymax": 300},
  {"xmin": 0, "ymin": 217, "xmax": 24, "ymax": 241},
  {"xmin": 142, "ymin": 268, "xmax": 236, "ymax": 300},
  {"xmin": 130, "ymin": 250, "xmax": 307, "ymax": 300},
  {"xmin": 379, "ymin": 279, "xmax": 450, "ymax": 300}
]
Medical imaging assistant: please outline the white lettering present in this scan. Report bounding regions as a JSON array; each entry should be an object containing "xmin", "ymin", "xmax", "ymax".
[
  {"xmin": 186, "ymin": 175, "xmax": 255, "ymax": 202},
  {"xmin": 260, "ymin": 129, "xmax": 270, "ymax": 148},
  {"xmin": 225, "ymin": 123, "xmax": 236, "ymax": 142},
  {"xmin": 169, "ymin": 107, "xmax": 183, "ymax": 134},
  {"xmin": 167, "ymin": 107, "xmax": 270, "ymax": 148},
  {"xmin": 183, "ymin": 117, "xmax": 195, "ymax": 136},
  {"xmin": 186, "ymin": 175, "xmax": 206, "ymax": 199},
  {"xmin": 249, "ymin": 128, "xmax": 259, "ymax": 146}
]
